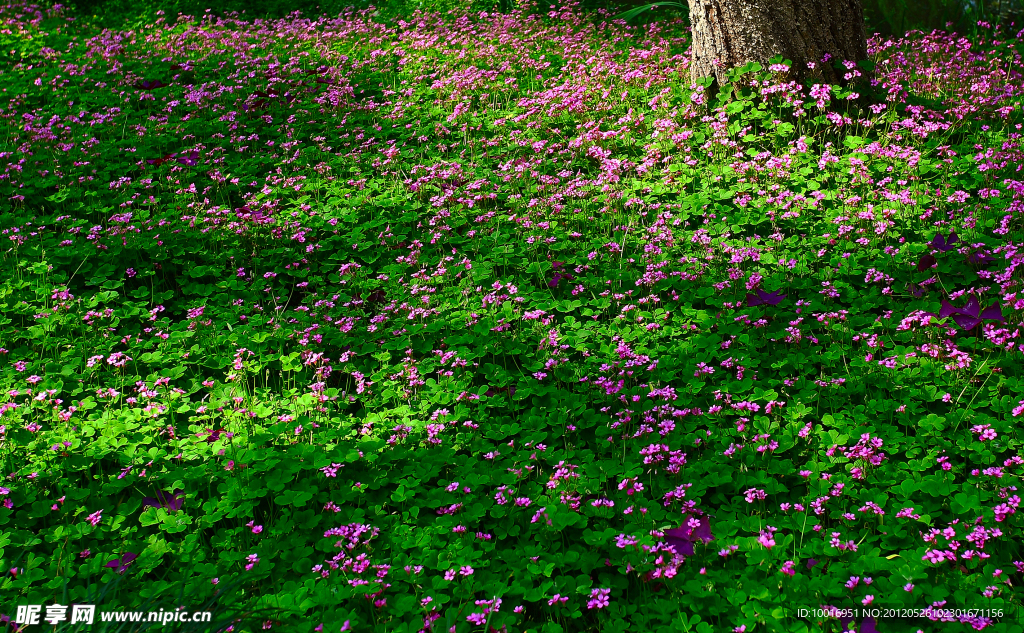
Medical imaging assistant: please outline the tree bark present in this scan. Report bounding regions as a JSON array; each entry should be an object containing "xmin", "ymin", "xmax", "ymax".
[{"xmin": 687, "ymin": 0, "xmax": 868, "ymax": 87}]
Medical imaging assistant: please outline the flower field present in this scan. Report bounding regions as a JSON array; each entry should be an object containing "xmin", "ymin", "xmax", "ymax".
[{"xmin": 1, "ymin": 1, "xmax": 1023, "ymax": 631}]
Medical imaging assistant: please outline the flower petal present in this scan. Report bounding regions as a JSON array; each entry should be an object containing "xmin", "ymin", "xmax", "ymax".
[
  {"xmin": 916, "ymin": 253, "xmax": 936, "ymax": 271},
  {"xmin": 962, "ymin": 296, "xmax": 981, "ymax": 318},
  {"xmin": 952, "ymin": 314, "xmax": 981, "ymax": 330},
  {"xmin": 980, "ymin": 303, "xmax": 1004, "ymax": 323}
]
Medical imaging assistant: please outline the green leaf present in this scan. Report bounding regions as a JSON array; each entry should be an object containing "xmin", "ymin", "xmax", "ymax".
[{"xmin": 613, "ymin": 2, "xmax": 687, "ymax": 22}]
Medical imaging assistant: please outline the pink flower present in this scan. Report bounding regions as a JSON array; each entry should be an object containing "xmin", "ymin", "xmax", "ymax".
[
  {"xmin": 744, "ymin": 488, "xmax": 767, "ymax": 503},
  {"xmin": 587, "ymin": 588, "xmax": 610, "ymax": 609},
  {"xmin": 547, "ymin": 594, "xmax": 569, "ymax": 606},
  {"xmin": 86, "ymin": 510, "xmax": 103, "ymax": 526}
]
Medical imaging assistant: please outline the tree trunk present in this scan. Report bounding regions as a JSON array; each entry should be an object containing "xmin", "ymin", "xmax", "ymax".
[{"xmin": 687, "ymin": 0, "xmax": 868, "ymax": 87}]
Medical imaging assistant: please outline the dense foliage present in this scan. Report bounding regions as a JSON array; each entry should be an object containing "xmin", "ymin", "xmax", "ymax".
[{"xmin": 1, "ymin": 2, "xmax": 1024, "ymax": 631}]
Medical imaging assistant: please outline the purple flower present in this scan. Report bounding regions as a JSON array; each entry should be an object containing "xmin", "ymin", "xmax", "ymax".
[
  {"xmin": 967, "ymin": 250, "xmax": 996, "ymax": 267},
  {"xmin": 663, "ymin": 514, "xmax": 713, "ymax": 556},
  {"xmin": 196, "ymin": 428, "xmax": 225, "ymax": 443},
  {"xmin": 548, "ymin": 263, "xmax": 575, "ymax": 288},
  {"xmin": 929, "ymin": 230, "xmax": 959, "ymax": 252},
  {"xmin": 145, "ymin": 153, "xmax": 176, "ymax": 167},
  {"xmin": 745, "ymin": 289, "xmax": 786, "ymax": 307},
  {"xmin": 105, "ymin": 552, "xmax": 138, "ymax": 574},
  {"xmin": 806, "ymin": 558, "xmax": 819, "ymax": 569},
  {"xmin": 915, "ymin": 253, "xmax": 937, "ymax": 271},
  {"xmin": 175, "ymin": 150, "xmax": 200, "ymax": 167},
  {"xmin": 586, "ymin": 588, "xmax": 610, "ymax": 610},
  {"xmin": 939, "ymin": 296, "xmax": 1004, "ymax": 330},
  {"xmin": 142, "ymin": 489, "xmax": 185, "ymax": 512}
]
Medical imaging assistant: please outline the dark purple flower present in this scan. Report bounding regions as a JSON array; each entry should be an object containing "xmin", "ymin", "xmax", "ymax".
[
  {"xmin": 175, "ymin": 150, "xmax": 200, "ymax": 167},
  {"xmin": 806, "ymin": 558, "xmax": 818, "ymax": 569},
  {"xmin": 197, "ymin": 428, "xmax": 225, "ymax": 443},
  {"xmin": 105, "ymin": 552, "xmax": 138, "ymax": 574},
  {"xmin": 940, "ymin": 296, "xmax": 1004, "ymax": 330},
  {"xmin": 548, "ymin": 262, "xmax": 574, "ymax": 288},
  {"xmin": 915, "ymin": 253, "xmax": 937, "ymax": 272},
  {"xmin": 745, "ymin": 289, "xmax": 786, "ymax": 307},
  {"xmin": 142, "ymin": 489, "xmax": 185, "ymax": 512},
  {"xmin": 967, "ymin": 250, "xmax": 996, "ymax": 267},
  {"xmin": 663, "ymin": 514, "xmax": 713, "ymax": 556},
  {"xmin": 930, "ymin": 230, "xmax": 959, "ymax": 252},
  {"xmin": 548, "ymin": 273, "xmax": 572, "ymax": 288},
  {"xmin": 146, "ymin": 153, "xmax": 175, "ymax": 167},
  {"xmin": 138, "ymin": 79, "xmax": 169, "ymax": 90}
]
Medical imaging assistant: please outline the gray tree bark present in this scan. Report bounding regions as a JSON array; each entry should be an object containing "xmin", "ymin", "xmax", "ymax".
[{"xmin": 687, "ymin": 0, "xmax": 868, "ymax": 87}]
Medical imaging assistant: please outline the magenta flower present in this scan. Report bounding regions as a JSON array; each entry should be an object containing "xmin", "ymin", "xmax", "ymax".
[
  {"xmin": 586, "ymin": 588, "xmax": 610, "ymax": 609},
  {"xmin": 86, "ymin": 509, "xmax": 103, "ymax": 526}
]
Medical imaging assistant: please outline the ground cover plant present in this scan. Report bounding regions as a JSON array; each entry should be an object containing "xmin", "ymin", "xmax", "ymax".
[{"xmin": 1, "ymin": 1, "xmax": 1024, "ymax": 631}]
